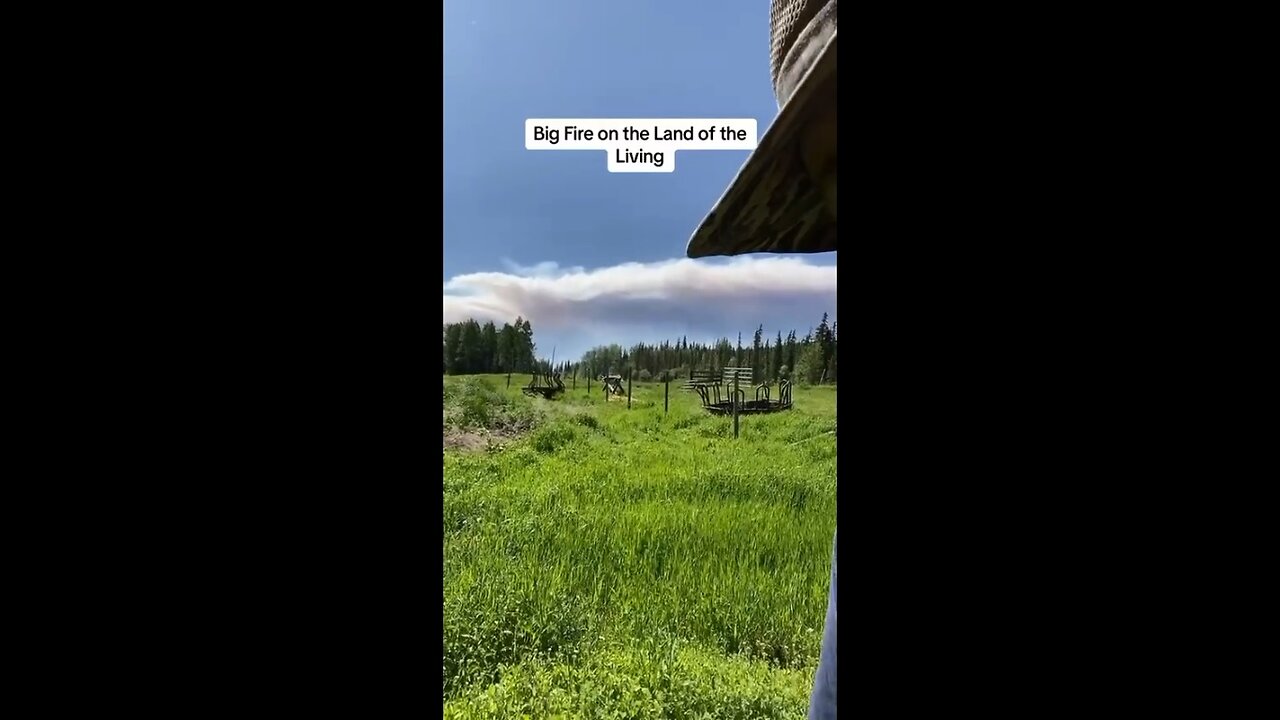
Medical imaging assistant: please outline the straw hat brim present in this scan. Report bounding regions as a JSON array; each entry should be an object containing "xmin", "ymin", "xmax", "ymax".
[{"xmin": 686, "ymin": 34, "xmax": 837, "ymax": 259}]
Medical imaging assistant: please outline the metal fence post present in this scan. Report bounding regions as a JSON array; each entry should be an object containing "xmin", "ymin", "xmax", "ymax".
[
  {"xmin": 664, "ymin": 376, "xmax": 669, "ymax": 413},
  {"xmin": 627, "ymin": 369, "xmax": 633, "ymax": 410}
]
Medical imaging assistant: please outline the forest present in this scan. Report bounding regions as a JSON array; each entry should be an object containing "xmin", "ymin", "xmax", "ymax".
[
  {"xmin": 443, "ymin": 312, "xmax": 837, "ymax": 385},
  {"xmin": 442, "ymin": 317, "xmax": 537, "ymax": 375}
]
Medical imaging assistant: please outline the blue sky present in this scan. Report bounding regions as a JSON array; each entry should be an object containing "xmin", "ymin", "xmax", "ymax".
[{"xmin": 444, "ymin": 0, "xmax": 836, "ymax": 361}]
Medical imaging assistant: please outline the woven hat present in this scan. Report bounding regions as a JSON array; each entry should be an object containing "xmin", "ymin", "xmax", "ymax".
[{"xmin": 686, "ymin": 0, "xmax": 837, "ymax": 258}]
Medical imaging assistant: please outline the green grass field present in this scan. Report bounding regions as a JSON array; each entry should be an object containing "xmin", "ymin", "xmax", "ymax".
[{"xmin": 443, "ymin": 374, "xmax": 837, "ymax": 719}]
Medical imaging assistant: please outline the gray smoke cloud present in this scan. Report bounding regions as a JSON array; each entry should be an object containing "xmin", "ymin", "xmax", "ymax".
[{"xmin": 443, "ymin": 256, "xmax": 836, "ymax": 358}]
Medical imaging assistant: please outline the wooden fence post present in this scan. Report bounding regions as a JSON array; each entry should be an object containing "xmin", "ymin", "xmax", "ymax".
[{"xmin": 733, "ymin": 372, "xmax": 740, "ymax": 438}]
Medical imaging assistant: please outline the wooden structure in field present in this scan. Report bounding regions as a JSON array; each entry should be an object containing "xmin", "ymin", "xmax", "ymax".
[
  {"xmin": 523, "ymin": 371, "xmax": 565, "ymax": 399},
  {"xmin": 722, "ymin": 367, "xmax": 755, "ymax": 388},
  {"xmin": 599, "ymin": 374, "xmax": 626, "ymax": 396},
  {"xmin": 690, "ymin": 365, "xmax": 794, "ymax": 417},
  {"xmin": 681, "ymin": 368, "xmax": 721, "ymax": 391},
  {"xmin": 694, "ymin": 379, "xmax": 793, "ymax": 415}
]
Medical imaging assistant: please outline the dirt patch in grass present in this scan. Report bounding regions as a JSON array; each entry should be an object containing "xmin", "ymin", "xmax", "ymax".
[
  {"xmin": 443, "ymin": 430, "xmax": 489, "ymax": 451},
  {"xmin": 443, "ymin": 428, "xmax": 523, "ymax": 452}
]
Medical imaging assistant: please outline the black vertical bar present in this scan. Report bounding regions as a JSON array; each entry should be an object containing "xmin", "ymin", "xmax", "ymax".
[
  {"xmin": 507, "ymin": 371, "xmax": 511, "ymax": 388},
  {"xmin": 733, "ymin": 372, "xmax": 740, "ymax": 438},
  {"xmin": 587, "ymin": 375, "xmax": 591, "ymax": 397},
  {"xmin": 664, "ymin": 377, "xmax": 669, "ymax": 413},
  {"xmin": 627, "ymin": 370, "xmax": 633, "ymax": 409}
]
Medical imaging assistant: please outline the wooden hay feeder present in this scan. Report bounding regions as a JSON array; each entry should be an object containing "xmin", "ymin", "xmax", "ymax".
[
  {"xmin": 599, "ymin": 375, "xmax": 626, "ymax": 396},
  {"xmin": 694, "ymin": 379, "xmax": 793, "ymax": 416},
  {"xmin": 523, "ymin": 371, "xmax": 565, "ymax": 399}
]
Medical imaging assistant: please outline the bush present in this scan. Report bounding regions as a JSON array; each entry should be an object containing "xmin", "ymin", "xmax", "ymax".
[
  {"xmin": 638, "ymin": 369, "xmax": 652, "ymax": 381},
  {"xmin": 444, "ymin": 377, "xmax": 537, "ymax": 432},
  {"xmin": 530, "ymin": 422, "xmax": 581, "ymax": 453}
]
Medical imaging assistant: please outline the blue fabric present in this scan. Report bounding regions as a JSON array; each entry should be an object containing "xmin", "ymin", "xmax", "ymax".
[{"xmin": 808, "ymin": 531, "xmax": 837, "ymax": 719}]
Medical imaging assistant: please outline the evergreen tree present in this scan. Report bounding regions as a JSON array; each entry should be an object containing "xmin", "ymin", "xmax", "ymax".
[
  {"xmin": 496, "ymin": 323, "xmax": 515, "ymax": 372},
  {"xmin": 441, "ymin": 316, "xmax": 546, "ymax": 376},
  {"xmin": 772, "ymin": 331, "xmax": 784, "ymax": 380},
  {"xmin": 446, "ymin": 310, "xmax": 842, "ymax": 381},
  {"xmin": 815, "ymin": 312, "xmax": 833, "ymax": 378},
  {"xmin": 828, "ymin": 321, "xmax": 837, "ymax": 383},
  {"xmin": 795, "ymin": 340, "xmax": 825, "ymax": 385},
  {"xmin": 521, "ymin": 318, "xmax": 536, "ymax": 371},
  {"xmin": 751, "ymin": 324, "xmax": 764, "ymax": 380},
  {"xmin": 444, "ymin": 323, "xmax": 464, "ymax": 374},
  {"xmin": 480, "ymin": 321, "xmax": 498, "ymax": 373},
  {"xmin": 459, "ymin": 319, "xmax": 482, "ymax": 372}
]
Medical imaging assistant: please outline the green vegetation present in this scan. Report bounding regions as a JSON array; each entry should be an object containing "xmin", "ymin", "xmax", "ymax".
[
  {"xmin": 443, "ymin": 312, "xmax": 839, "ymax": 387},
  {"xmin": 443, "ymin": 374, "xmax": 837, "ymax": 719},
  {"xmin": 444, "ymin": 316, "xmax": 538, "ymax": 375},
  {"xmin": 444, "ymin": 377, "xmax": 538, "ymax": 434}
]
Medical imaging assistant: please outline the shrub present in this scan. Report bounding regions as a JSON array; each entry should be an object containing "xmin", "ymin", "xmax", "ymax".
[
  {"xmin": 530, "ymin": 422, "xmax": 580, "ymax": 453},
  {"xmin": 444, "ymin": 377, "xmax": 537, "ymax": 432}
]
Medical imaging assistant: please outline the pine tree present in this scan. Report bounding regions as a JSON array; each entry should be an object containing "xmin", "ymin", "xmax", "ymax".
[
  {"xmin": 514, "ymin": 317, "xmax": 535, "ymax": 372},
  {"xmin": 752, "ymin": 324, "xmax": 764, "ymax": 380},
  {"xmin": 480, "ymin": 321, "xmax": 498, "ymax": 373},
  {"xmin": 815, "ymin": 313, "xmax": 833, "ymax": 383},
  {"xmin": 454, "ymin": 320, "xmax": 479, "ymax": 374},
  {"xmin": 444, "ymin": 323, "xmax": 464, "ymax": 374},
  {"xmin": 496, "ymin": 323, "xmax": 513, "ymax": 372},
  {"xmin": 772, "ymin": 331, "xmax": 784, "ymax": 381}
]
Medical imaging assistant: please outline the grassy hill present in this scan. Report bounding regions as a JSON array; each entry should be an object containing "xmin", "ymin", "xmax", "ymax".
[{"xmin": 443, "ymin": 374, "xmax": 837, "ymax": 719}]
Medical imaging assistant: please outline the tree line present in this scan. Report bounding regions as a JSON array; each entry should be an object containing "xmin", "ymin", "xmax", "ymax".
[
  {"xmin": 442, "ymin": 317, "xmax": 537, "ymax": 375},
  {"xmin": 577, "ymin": 312, "xmax": 836, "ymax": 385},
  {"xmin": 443, "ymin": 312, "xmax": 838, "ymax": 385}
]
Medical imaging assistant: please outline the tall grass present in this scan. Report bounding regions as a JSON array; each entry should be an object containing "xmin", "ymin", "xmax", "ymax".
[{"xmin": 443, "ymin": 375, "xmax": 837, "ymax": 719}]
